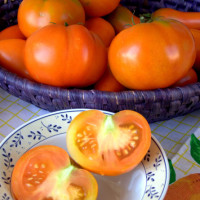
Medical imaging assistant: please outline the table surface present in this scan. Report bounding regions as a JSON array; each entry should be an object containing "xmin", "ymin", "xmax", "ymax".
[{"xmin": 0, "ymin": 87, "xmax": 199, "ymax": 197}]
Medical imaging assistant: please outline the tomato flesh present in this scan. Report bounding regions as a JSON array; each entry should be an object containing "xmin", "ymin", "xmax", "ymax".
[
  {"xmin": 11, "ymin": 145, "xmax": 98, "ymax": 200},
  {"xmin": 66, "ymin": 110, "xmax": 151, "ymax": 176}
]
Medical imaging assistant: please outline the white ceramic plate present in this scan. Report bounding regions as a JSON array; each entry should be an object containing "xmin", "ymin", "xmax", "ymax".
[{"xmin": 0, "ymin": 109, "xmax": 169, "ymax": 200}]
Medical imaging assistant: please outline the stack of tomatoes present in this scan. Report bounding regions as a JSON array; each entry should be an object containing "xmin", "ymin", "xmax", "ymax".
[{"xmin": 0, "ymin": 0, "xmax": 199, "ymax": 91}]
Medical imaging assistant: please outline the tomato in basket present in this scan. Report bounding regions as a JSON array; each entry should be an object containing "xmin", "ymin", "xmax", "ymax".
[
  {"xmin": 11, "ymin": 145, "xmax": 98, "ymax": 200},
  {"xmin": 106, "ymin": 4, "xmax": 140, "ymax": 34},
  {"xmin": 94, "ymin": 66, "xmax": 127, "ymax": 92},
  {"xmin": 0, "ymin": 39, "xmax": 32, "ymax": 80},
  {"xmin": 66, "ymin": 110, "xmax": 151, "ymax": 176},
  {"xmin": 171, "ymin": 68, "xmax": 198, "ymax": 87},
  {"xmin": 24, "ymin": 24, "xmax": 107, "ymax": 87},
  {"xmin": 108, "ymin": 17, "xmax": 196, "ymax": 90},
  {"xmin": 17, "ymin": 0, "xmax": 85, "ymax": 37},
  {"xmin": 190, "ymin": 29, "xmax": 200, "ymax": 72},
  {"xmin": 0, "ymin": 25, "xmax": 26, "ymax": 40},
  {"xmin": 85, "ymin": 17, "xmax": 115, "ymax": 47},
  {"xmin": 79, "ymin": 0, "xmax": 120, "ymax": 17},
  {"xmin": 152, "ymin": 8, "xmax": 200, "ymax": 30}
]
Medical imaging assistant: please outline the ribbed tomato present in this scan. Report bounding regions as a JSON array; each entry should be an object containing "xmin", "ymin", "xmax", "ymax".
[
  {"xmin": 17, "ymin": 0, "xmax": 85, "ymax": 37},
  {"xmin": 108, "ymin": 17, "xmax": 196, "ymax": 90},
  {"xmin": 24, "ymin": 24, "xmax": 107, "ymax": 87}
]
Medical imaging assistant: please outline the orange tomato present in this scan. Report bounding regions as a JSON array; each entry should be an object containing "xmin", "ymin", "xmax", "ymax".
[
  {"xmin": 0, "ymin": 39, "xmax": 32, "ymax": 79},
  {"xmin": 79, "ymin": 0, "xmax": 120, "ymax": 17},
  {"xmin": 24, "ymin": 24, "xmax": 107, "ymax": 87},
  {"xmin": 11, "ymin": 145, "xmax": 98, "ymax": 200},
  {"xmin": 190, "ymin": 28, "xmax": 200, "ymax": 72},
  {"xmin": 108, "ymin": 18, "xmax": 196, "ymax": 90},
  {"xmin": 85, "ymin": 17, "xmax": 115, "ymax": 47},
  {"xmin": 0, "ymin": 25, "xmax": 26, "ymax": 40},
  {"xmin": 172, "ymin": 68, "xmax": 198, "ymax": 87},
  {"xmin": 17, "ymin": 0, "xmax": 85, "ymax": 37},
  {"xmin": 66, "ymin": 110, "xmax": 151, "ymax": 176},
  {"xmin": 164, "ymin": 173, "xmax": 200, "ymax": 200},
  {"xmin": 94, "ymin": 66, "xmax": 127, "ymax": 92},
  {"xmin": 152, "ymin": 8, "xmax": 200, "ymax": 29},
  {"xmin": 106, "ymin": 4, "xmax": 140, "ymax": 33}
]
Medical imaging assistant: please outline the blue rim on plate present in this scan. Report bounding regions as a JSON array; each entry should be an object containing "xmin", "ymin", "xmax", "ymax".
[{"xmin": 0, "ymin": 109, "xmax": 170, "ymax": 200}]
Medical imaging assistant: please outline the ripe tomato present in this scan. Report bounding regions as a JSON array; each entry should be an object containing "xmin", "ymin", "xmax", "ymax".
[
  {"xmin": 108, "ymin": 18, "xmax": 196, "ymax": 90},
  {"xmin": 190, "ymin": 29, "xmax": 200, "ymax": 72},
  {"xmin": 106, "ymin": 4, "xmax": 140, "ymax": 33},
  {"xmin": 17, "ymin": 0, "xmax": 85, "ymax": 37},
  {"xmin": 152, "ymin": 8, "xmax": 200, "ymax": 29},
  {"xmin": 94, "ymin": 66, "xmax": 127, "ymax": 92},
  {"xmin": 24, "ymin": 24, "xmax": 107, "ymax": 87},
  {"xmin": 66, "ymin": 110, "xmax": 151, "ymax": 176},
  {"xmin": 0, "ymin": 25, "xmax": 26, "ymax": 40},
  {"xmin": 85, "ymin": 17, "xmax": 115, "ymax": 47},
  {"xmin": 79, "ymin": 0, "xmax": 120, "ymax": 17},
  {"xmin": 171, "ymin": 68, "xmax": 198, "ymax": 87},
  {"xmin": 0, "ymin": 39, "xmax": 32, "ymax": 79},
  {"xmin": 11, "ymin": 145, "xmax": 98, "ymax": 200}
]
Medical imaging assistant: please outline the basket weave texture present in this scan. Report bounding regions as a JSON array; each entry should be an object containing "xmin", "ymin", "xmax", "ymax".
[{"xmin": 0, "ymin": 0, "xmax": 200, "ymax": 123}]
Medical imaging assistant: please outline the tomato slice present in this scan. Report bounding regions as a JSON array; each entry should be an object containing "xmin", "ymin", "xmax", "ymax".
[
  {"xmin": 66, "ymin": 110, "xmax": 151, "ymax": 176},
  {"xmin": 11, "ymin": 145, "xmax": 98, "ymax": 200}
]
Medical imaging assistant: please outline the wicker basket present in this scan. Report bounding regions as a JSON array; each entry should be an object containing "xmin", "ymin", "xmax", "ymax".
[{"xmin": 0, "ymin": 0, "xmax": 200, "ymax": 123}]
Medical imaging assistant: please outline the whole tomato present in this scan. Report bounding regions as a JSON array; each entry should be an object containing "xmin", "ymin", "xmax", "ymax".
[
  {"xmin": 0, "ymin": 39, "xmax": 32, "ymax": 79},
  {"xmin": 0, "ymin": 25, "xmax": 26, "ymax": 40},
  {"xmin": 171, "ymin": 68, "xmax": 198, "ymax": 87},
  {"xmin": 11, "ymin": 145, "xmax": 98, "ymax": 200},
  {"xmin": 108, "ymin": 18, "xmax": 196, "ymax": 90},
  {"xmin": 24, "ymin": 24, "xmax": 107, "ymax": 87},
  {"xmin": 85, "ymin": 17, "xmax": 115, "ymax": 47},
  {"xmin": 94, "ymin": 66, "xmax": 127, "ymax": 92},
  {"xmin": 152, "ymin": 8, "xmax": 200, "ymax": 29},
  {"xmin": 106, "ymin": 4, "xmax": 140, "ymax": 34},
  {"xmin": 79, "ymin": 0, "xmax": 120, "ymax": 17},
  {"xmin": 66, "ymin": 110, "xmax": 151, "ymax": 176},
  {"xmin": 190, "ymin": 29, "xmax": 200, "ymax": 72},
  {"xmin": 18, "ymin": 0, "xmax": 85, "ymax": 37}
]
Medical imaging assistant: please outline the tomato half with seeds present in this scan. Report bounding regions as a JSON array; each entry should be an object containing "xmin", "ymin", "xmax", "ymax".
[
  {"xmin": 66, "ymin": 110, "xmax": 151, "ymax": 176},
  {"xmin": 11, "ymin": 145, "xmax": 98, "ymax": 200}
]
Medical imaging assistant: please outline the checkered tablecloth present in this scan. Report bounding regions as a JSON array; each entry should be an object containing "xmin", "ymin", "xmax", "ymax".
[{"xmin": 0, "ymin": 87, "xmax": 199, "ymax": 197}]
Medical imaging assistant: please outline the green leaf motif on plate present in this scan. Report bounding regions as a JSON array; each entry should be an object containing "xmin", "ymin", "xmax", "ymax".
[
  {"xmin": 190, "ymin": 133, "xmax": 200, "ymax": 164},
  {"xmin": 168, "ymin": 159, "xmax": 176, "ymax": 184}
]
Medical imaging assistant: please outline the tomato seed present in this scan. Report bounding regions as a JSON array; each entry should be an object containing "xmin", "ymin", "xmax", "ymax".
[
  {"xmin": 123, "ymin": 149, "xmax": 129, "ymax": 155},
  {"xmin": 132, "ymin": 129, "xmax": 137, "ymax": 134},
  {"xmin": 77, "ymin": 133, "xmax": 83, "ymax": 138},
  {"xmin": 130, "ymin": 141, "xmax": 136, "ymax": 147},
  {"xmin": 133, "ymin": 136, "xmax": 139, "ymax": 140}
]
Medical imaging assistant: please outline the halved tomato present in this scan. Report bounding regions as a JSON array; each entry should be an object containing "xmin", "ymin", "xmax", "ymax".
[
  {"xmin": 66, "ymin": 110, "xmax": 151, "ymax": 176},
  {"xmin": 11, "ymin": 145, "xmax": 98, "ymax": 200}
]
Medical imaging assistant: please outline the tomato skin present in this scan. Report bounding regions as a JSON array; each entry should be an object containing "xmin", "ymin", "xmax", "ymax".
[
  {"xmin": 17, "ymin": 0, "xmax": 85, "ymax": 37},
  {"xmin": 11, "ymin": 145, "xmax": 98, "ymax": 200},
  {"xmin": 0, "ymin": 39, "xmax": 32, "ymax": 79},
  {"xmin": 79, "ymin": 0, "xmax": 120, "ymax": 17},
  {"xmin": 85, "ymin": 17, "xmax": 115, "ymax": 47},
  {"xmin": 152, "ymin": 8, "xmax": 200, "ymax": 29},
  {"xmin": 66, "ymin": 110, "xmax": 151, "ymax": 176},
  {"xmin": 0, "ymin": 25, "xmax": 26, "ymax": 40},
  {"xmin": 190, "ymin": 29, "xmax": 200, "ymax": 72},
  {"xmin": 171, "ymin": 68, "xmax": 198, "ymax": 87},
  {"xmin": 24, "ymin": 24, "xmax": 107, "ymax": 87},
  {"xmin": 94, "ymin": 66, "xmax": 127, "ymax": 92},
  {"xmin": 106, "ymin": 4, "xmax": 140, "ymax": 33},
  {"xmin": 108, "ymin": 18, "xmax": 196, "ymax": 90}
]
